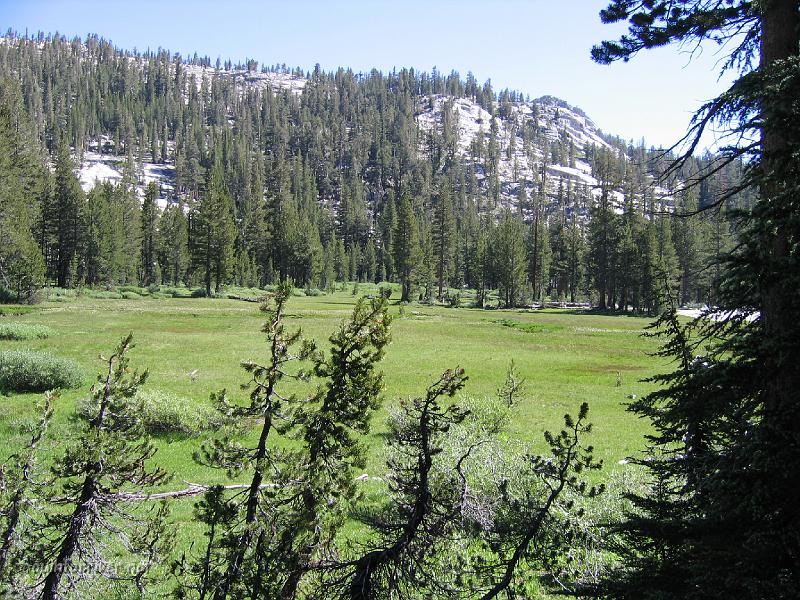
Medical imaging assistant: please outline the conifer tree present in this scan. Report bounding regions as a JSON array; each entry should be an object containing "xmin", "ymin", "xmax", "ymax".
[
  {"xmin": 588, "ymin": 2, "xmax": 800, "ymax": 597},
  {"xmin": 433, "ymin": 179, "xmax": 455, "ymax": 301},
  {"xmin": 278, "ymin": 295, "xmax": 391, "ymax": 598},
  {"xmin": 0, "ymin": 392, "xmax": 55, "ymax": 592},
  {"xmin": 140, "ymin": 182, "xmax": 159, "ymax": 286},
  {"xmin": 0, "ymin": 80, "xmax": 47, "ymax": 301},
  {"xmin": 191, "ymin": 163, "xmax": 236, "ymax": 296},
  {"xmin": 183, "ymin": 282, "xmax": 317, "ymax": 599},
  {"xmin": 83, "ymin": 185, "xmax": 114, "ymax": 287},
  {"xmin": 52, "ymin": 142, "xmax": 85, "ymax": 288},
  {"xmin": 158, "ymin": 202, "xmax": 189, "ymax": 286},
  {"xmin": 492, "ymin": 211, "xmax": 527, "ymax": 307},
  {"xmin": 527, "ymin": 215, "xmax": 551, "ymax": 303},
  {"xmin": 182, "ymin": 287, "xmax": 390, "ymax": 599},
  {"xmin": 35, "ymin": 335, "xmax": 169, "ymax": 599},
  {"xmin": 393, "ymin": 192, "xmax": 420, "ymax": 302},
  {"xmin": 335, "ymin": 368, "xmax": 469, "ymax": 599}
]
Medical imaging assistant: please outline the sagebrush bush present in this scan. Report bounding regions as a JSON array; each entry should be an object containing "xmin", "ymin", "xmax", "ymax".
[
  {"xmin": 118, "ymin": 285, "xmax": 147, "ymax": 295},
  {"xmin": 0, "ymin": 350, "xmax": 83, "ymax": 392},
  {"xmin": 76, "ymin": 389, "xmax": 227, "ymax": 436},
  {"xmin": 84, "ymin": 289, "xmax": 122, "ymax": 299},
  {"xmin": 159, "ymin": 287, "xmax": 192, "ymax": 298},
  {"xmin": 0, "ymin": 322, "xmax": 56, "ymax": 340}
]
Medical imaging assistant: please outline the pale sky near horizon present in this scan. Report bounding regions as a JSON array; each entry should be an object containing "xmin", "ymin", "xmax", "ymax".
[{"xmin": 1, "ymin": 0, "xmax": 740, "ymax": 150}]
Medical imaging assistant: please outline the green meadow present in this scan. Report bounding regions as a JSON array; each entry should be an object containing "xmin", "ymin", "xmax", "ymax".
[{"xmin": 0, "ymin": 286, "xmax": 666, "ymax": 542}]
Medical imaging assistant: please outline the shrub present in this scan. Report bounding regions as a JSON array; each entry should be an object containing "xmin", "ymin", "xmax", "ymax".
[
  {"xmin": 118, "ymin": 285, "xmax": 147, "ymax": 295},
  {"xmin": 76, "ymin": 389, "xmax": 229, "ymax": 436},
  {"xmin": 0, "ymin": 350, "xmax": 83, "ymax": 392},
  {"xmin": 190, "ymin": 288, "xmax": 208, "ymax": 298},
  {"xmin": 0, "ymin": 286, "xmax": 18, "ymax": 303},
  {"xmin": 43, "ymin": 287, "xmax": 77, "ymax": 300},
  {"xmin": 84, "ymin": 289, "xmax": 123, "ymax": 299},
  {"xmin": 445, "ymin": 290, "xmax": 461, "ymax": 308},
  {"xmin": 0, "ymin": 322, "xmax": 56, "ymax": 340},
  {"xmin": 161, "ymin": 287, "xmax": 193, "ymax": 298},
  {"xmin": 121, "ymin": 291, "xmax": 142, "ymax": 300},
  {"xmin": 303, "ymin": 287, "xmax": 324, "ymax": 297}
]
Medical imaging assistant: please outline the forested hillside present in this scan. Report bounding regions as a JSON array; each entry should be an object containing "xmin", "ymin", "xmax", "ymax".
[{"xmin": 0, "ymin": 31, "xmax": 752, "ymax": 308}]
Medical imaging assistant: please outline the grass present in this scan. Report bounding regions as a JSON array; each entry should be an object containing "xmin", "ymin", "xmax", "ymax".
[{"xmin": 0, "ymin": 285, "xmax": 668, "ymax": 567}]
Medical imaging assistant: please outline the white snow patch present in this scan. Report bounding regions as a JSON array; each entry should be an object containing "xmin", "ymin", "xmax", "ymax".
[
  {"xmin": 78, "ymin": 146, "xmax": 176, "ymax": 209},
  {"xmin": 79, "ymin": 159, "xmax": 123, "ymax": 191},
  {"xmin": 677, "ymin": 307, "xmax": 759, "ymax": 322}
]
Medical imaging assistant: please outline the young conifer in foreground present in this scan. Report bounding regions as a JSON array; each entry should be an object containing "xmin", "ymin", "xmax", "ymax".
[
  {"xmin": 177, "ymin": 281, "xmax": 317, "ymax": 599},
  {"xmin": 31, "ymin": 334, "xmax": 170, "ymax": 600},
  {"xmin": 323, "ymin": 367, "xmax": 601, "ymax": 600},
  {"xmin": 179, "ymin": 283, "xmax": 391, "ymax": 599}
]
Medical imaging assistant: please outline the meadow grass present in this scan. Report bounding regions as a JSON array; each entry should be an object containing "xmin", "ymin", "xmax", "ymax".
[{"xmin": 0, "ymin": 287, "xmax": 668, "ymax": 551}]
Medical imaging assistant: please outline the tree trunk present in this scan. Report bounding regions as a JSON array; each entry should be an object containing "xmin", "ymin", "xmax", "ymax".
[
  {"xmin": 41, "ymin": 477, "xmax": 97, "ymax": 600},
  {"xmin": 760, "ymin": 0, "xmax": 800, "ymax": 415}
]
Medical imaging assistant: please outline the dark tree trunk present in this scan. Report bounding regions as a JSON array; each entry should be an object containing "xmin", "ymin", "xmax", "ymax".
[
  {"xmin": 41, "ymin": 477, "xmax": 97, "ymax": 600},
  {"xmin": 760, "ymin": 0, "xmax": 800, "ymax": 416}
]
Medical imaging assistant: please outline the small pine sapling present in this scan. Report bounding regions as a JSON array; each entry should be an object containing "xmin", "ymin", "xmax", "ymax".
[
  {"xmin": 179, "ymin": 281, "xmax": 318, "ymax": 600},
  {"xmin": 333, "ymin": 368, "xmax": 469, "ymax": 600},
  {"xmin": 474, "ymin": 403, "xmax": 603, "ymax": 599},
  {"xmin": 35, "ymin": 334, "xmax": 170, "ymax": 600},
  {"xmin": 497, "ymin": 360, "xmax": 526, "ymax": 406},
  {"xmin": 276, "ymin": 294, "xmax": 392, "ymax": 599}
]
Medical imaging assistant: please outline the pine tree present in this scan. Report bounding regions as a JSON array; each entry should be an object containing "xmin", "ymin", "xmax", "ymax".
[
  {"xmin": 182, "ymin": 288, "xmax": 390, "ymax": 599},
  {"xmin": 278, "ymin": 295, "xmax": 391, "ymax": 598},
  {"xmin": 191, "ymin": 163, "xmax": 236, "ymax": 296},
  {"xmin": 83, "ymin": 185, "xmax": 114, "ymax": 287},
  {"xmin": 140, "ymin": 182, "xmax": 159, "ymax": 286},
  {"xmin": 393, "ymin": 192, "xmax": 420, "ymax": 302},
  {"xmin": 184, "ymin": 282, "xmax": 317, "ymax": 599},
  {"xmin": 0, "ymin": 80, "xmax": 47, "ymax": 301},
  {"xmin": 157, "ymin": 202, "xmax": 189, "ymax": 286},
  {"xmin": 52, "ymin": 141, "xmax": 85, "ymax": 288},
  {"xmin": 527, "ymin": 214, "xmax": 551, "ymax": 303},
  {"xmin": 433, "ymin": 178, "xmax": 455, "ymax": 301},
  {"xmin": 589, "ymin": 2, "xmax": 800, "ymax": 597},
  {"xmin": 564, "ymin": 217, "xmax": 586, "ymax": 303},
  {"xmin": 492, "ymin": 211, "xmax": 527, "ymax": 308},
  {"xmin": 0, "ymin": 392, "xmax": 55, "ymax": 592},
  {"xmin": 587, "ymin": 199, "xmax": 619, "ymax": 310}
]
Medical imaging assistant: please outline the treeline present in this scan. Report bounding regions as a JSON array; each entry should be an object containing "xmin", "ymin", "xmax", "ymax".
[{"xmin": 0, "ymin": 32, "xmax": 751, "ymax": 310}]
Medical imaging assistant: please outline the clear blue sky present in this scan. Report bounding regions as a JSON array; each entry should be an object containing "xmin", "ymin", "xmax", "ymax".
[{"xmin": 1, "ymin": 0, "xmax": 737, "ymax": 149}]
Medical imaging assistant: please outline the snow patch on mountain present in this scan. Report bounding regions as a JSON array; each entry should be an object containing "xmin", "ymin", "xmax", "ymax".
[
  {"xmin": 77, "ymin": 141, "xmax": 176, "ymax": 209},
  {"xmin": 415, "ymin": 94, "xmax": 611, "ymax": 214}
]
